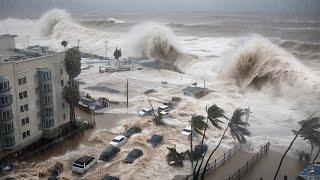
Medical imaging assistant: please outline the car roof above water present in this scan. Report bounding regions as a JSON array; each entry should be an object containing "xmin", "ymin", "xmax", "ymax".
[{"xmin": 74, "ymin": 156, "xmax": 94, "ymax": 165}]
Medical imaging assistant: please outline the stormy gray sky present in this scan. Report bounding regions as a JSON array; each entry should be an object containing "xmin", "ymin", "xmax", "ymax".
[{"xmin": 0, "ymin": 0, "xmax": 319, "ymax": 18}]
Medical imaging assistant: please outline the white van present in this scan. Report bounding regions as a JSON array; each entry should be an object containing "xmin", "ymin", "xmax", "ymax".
[
  {"xmin": 72, "ymin": 156, "xmax": 97, "ymax": 174},
  {"xmin": 158, "ymin": 105, "xmax": 172, "ymax": 114}
]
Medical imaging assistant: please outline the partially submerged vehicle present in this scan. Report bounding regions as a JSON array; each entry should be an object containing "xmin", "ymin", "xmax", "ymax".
[
  {"xmin": 48, "ymin": 163, "xmax": 63, "ymax": 180},
  {"xmin": 158, "ymin": 105, "xmax": 172, "ymax": 114},
  {"xmin": 147, "ymin": 135, "xmax": 163, "ymax": 147},
  {"xmin": 102, "ymin": 175, "xmax": 120, "ymax": 180},
  {"xmin": 125, "ymin": 126, "xmax": 142, "ymax": 137},
  {"xmin": 71, "ymin": 156, "xmax": 97, "ymax": 174},
  {"xmin": 99, "ymin": 146, "xmax": 121, "ymax": 161},
  {"xmin": 124, "ymin": 148, "xmax": 143, "ymax": 163},
  {"xmin": 193, "ymin": 144, "xmax": 208, "ymax": 160},
  {"xmin": 109, "ymin": 135, "xmax": 126, "ymax": 147},
  {"xmin": 182, "ymin": 126, "xmax": 192, "ymax": 136},
  {"xmin": 138, "ymin": 108, "xmax": 153, "ymax": 117}
]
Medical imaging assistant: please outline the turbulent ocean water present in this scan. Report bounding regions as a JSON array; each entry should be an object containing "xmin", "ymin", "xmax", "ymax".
[{"xmin": 1, "ymin": 9, "xmax": 320, "ymax": 179}]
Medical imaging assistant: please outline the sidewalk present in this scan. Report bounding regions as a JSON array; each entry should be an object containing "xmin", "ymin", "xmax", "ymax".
[
  {"xmin": 204, "ymin": 148, "xmax": 253, "ymax": 180},
  {"xmin": 242, "ymin": 150, "xmax": 307, "ymax": 180}
]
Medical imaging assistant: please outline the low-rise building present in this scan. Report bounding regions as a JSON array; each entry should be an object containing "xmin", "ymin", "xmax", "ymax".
[
  {"xmin": 182, "ymin": 86, "xmax": 210, "ymax": 99},
  {"xmin": 0, "ymin": 34, "xmax": 70, "ymax": 158}
]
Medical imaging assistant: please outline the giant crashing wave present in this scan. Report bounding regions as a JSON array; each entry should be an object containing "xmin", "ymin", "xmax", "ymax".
[
  {"xmin": 122, "ymin": 22, "xmax": 199, "ymax": 72},
  {"xmin": 229, "ymin": 37, "xmax": 320, "ymax": 108},
  {"xmin": 39, "ymin": 9, "xmax": 198, "ymax": 72}
]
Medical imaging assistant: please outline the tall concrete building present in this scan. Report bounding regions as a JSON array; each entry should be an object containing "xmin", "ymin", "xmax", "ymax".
[{"xmin": 0, "ymin": 34, "xmax": 70, "ymax": 157}]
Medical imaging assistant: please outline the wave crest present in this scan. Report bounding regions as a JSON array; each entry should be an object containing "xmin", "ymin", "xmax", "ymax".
[
  {"xmin": 40, "ymin": 9, "xmax": 72, "ymax": 36},
  {"xmin": 231, "ymin": 37, "xmax": 303, "ymax": 89},
  {"xmin": 124, "ymin": 22, "xmax": 197, "ymax": 72}
]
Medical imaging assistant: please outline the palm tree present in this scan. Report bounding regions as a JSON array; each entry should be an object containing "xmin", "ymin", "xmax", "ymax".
[
  {"xmin": 189, "ymin": 115, "xmax": 207, "ymax": 175},
  {"xmin": 61, "ymin": 40, "xmax": 68, "ymax": 50},
  {"xmin": 194, "ymin": 105, "xmax": 228, "ymax": 178},
  {"xmin": 200, "ymin": 108, "xmax": 250, "ymax": 179},
  {"xmin": 293, "ymin": 126, "xmax": 320, "ymax": 163},
  {"xmin": 274, "ymin": 117, "xmax": 320, "ymax": 180}
]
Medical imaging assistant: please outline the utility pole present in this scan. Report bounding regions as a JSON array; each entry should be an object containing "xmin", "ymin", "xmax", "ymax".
[
  {"xmin": 105, "ymin": 40, "xmax": 108, "ymax": 58},
  {"xmin": 126, "ymin": 79, "xmax": 129, "ymax": 108}
]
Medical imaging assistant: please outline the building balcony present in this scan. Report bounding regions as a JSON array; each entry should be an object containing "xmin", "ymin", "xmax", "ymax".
[
  {"xmin": 0, "ymin": 96, "xmax": 12, "ymax": 108},
  {"xmin": 1, "ymin": 133, "xmax": 15, "ymax": 149},
  {"xmin": 0, "ymin": 87, "xmax": 11, "ymax": 94}
]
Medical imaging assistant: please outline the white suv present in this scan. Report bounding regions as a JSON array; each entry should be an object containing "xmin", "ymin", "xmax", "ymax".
[
  {"xmin": 71, "ymin": 156, "xmax": 97, "ymax": 174},
  {"xmin": 109, "ymin": 135, "xmax": 127, "ymax": 147}
]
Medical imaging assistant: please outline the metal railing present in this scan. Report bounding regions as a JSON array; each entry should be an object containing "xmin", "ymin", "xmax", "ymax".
[
  {"xmin": 228, "ymin": 142, "xmax": 270, "ymax": 180},
  {"xmin": 185, "ymin": 143, "xmax": 241, "ymax": 179}
]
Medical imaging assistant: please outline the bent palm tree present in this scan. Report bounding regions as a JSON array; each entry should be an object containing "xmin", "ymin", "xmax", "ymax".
[
  {"xmin": 274, "ymin": 117, "xmax": 320, "ymax": 180},
  {"xmin": 194, "ymin": 105, "xmax": 227, "ymax": 178},
  {"xmin": 189, "ymin": 115, "xmax": 207, "ymax": 174},
  {"xmin": 201, "ymin": 108, "xmax": 250, "ymax": 179}
]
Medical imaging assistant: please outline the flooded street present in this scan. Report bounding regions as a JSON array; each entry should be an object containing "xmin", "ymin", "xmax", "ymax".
[{"xmin": 23, "ymin": 107, "xmax": 132, "ymax": 163}]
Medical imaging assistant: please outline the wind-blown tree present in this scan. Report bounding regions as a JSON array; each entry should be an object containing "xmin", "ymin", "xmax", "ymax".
[
  {"xmin": 61, "ymin": 40, "xmax": 68, "ymax": 50},
  {"xmin": 194, "ymin": 105, "xmax": 228, "ymax": 178},
  {"xmin": 189, "ymin": 115, "xmax": 207, "ymax": 174},
  {"xmin": 63, "ymin": 47, "xmax": 81, "ymax": 124},
  {"xmin": 274, "ymin": 117, "xmax": 320, "ymax": 180},
  {"xmin": 200, "ymin": 108, "xmax": 250, "ymax": 179},
  {"xmin": 63, "ymin": 81, "xmax": 80, "ymax": 124},
  {"xmin": 293, "ymin": 126, "xmax": 320, "ymax": 163}
]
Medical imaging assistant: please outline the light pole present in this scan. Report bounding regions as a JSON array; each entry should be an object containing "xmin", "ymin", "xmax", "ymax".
[{"xmin": 89, "ymin": 103, "xmax": 96, "ymax": 126}]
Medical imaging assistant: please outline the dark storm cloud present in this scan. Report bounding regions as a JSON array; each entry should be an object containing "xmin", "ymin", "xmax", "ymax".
[{"xmin": 0, "ymin": 0, "xmax": 319, "ymax": 18}]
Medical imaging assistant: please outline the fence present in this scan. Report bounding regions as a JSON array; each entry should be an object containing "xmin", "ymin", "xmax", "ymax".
[
  {"xmin": 228, "ymin": 142, "xmax": 270, "ymax": 180},
  {"xmin": 185, "ymin": 143, "xmax": 242, "ymax": 179}
]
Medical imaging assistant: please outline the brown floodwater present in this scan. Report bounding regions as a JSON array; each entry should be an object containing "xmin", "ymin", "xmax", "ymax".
[{"xmin": 22, "ymin": 107, "xmax": 131, "ymax": 163}]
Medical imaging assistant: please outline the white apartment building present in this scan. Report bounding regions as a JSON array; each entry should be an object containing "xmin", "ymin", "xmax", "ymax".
[{"xmin": 0, "ymin": 34, "xmax": 70, "ymax": 157}]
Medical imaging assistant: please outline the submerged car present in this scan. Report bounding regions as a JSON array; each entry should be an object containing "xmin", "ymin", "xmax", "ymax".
[
  {"xmin": 194, "ymin": 144, "xmax": 208, "ymax": 159},
  {"xmin": 99, "ymin": 146, "xmax": 121, "ymax": 161},
  {"xmin": 48, "ymin": 163, "xmax": 63, "ymax": 180},
  {"xmin": 124, "ymin": 149, "xmax": 143, "ymax": 163},
  {"xmin": 71, "ymin": 156, "xmax": 97, "ymax": 174},
  {"xmin": 102, "ymin": 175, "xmax": 120, "ymax": 180},
  {"xmin": 125, "ymin": 126, "xmax": 142, "ymax": 137},
  {"xmin": 109, "ymin": 135, "xmax": 126, "ymax": 147},
  {"xmin": 182, "ymin": 126, "xmax": 192, "ymax": 136},
  {"xmin": 138, "ymin": 108, "xmax": 153, "ymax": 117},
  {"xmin": 147, "ymin": 135, "xmax": 163, "ymax": 148}
]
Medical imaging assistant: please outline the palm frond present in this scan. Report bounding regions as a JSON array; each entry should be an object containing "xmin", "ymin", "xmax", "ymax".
[{"xmin": 206, "ymin": 105, "xmax": 227, "ymax": 130}]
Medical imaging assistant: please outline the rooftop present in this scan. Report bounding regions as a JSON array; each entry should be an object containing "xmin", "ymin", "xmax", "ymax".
[
  {"xmin": 182, "ymin": 86, "xmax": 208, "ymax": 93},
  {"xmin": 0, "ymin": 34, "xmax": 17, "ymax": 38},
  {"xmin": 0, "ymin": 48, "xmax": 57, "ymax": 64}
]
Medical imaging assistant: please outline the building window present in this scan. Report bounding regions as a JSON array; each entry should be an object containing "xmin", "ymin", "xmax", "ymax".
[
  {"xmin": 60, "ymin": 68, "xmax": 63, "ymax": 75},
  {"xmin": 63, "ymin": 113, "xmax": 66, "ymax": 119},
  {"xmin": 61, "ymin": 80, "xmax": 64, "ymax": 86},
  {"xmin": 20, "ymin": 104, "xmax": 29, "ymax": 112},
  {"xmin": 43, "ymin": 84, "xmax": 51, "ymax": 92},
  {"xmin": 62, "ymin": 103, "xmax": 65, "ymax": 108},
  {"xmin": 18, "ymin": 77, "xmax": 27, "ymax": 85},
  {"xmin": 23, "ymin": 130, "xmax": 31, "ymax": 139},
  {"xmin": 22, "ymin": 117, "xmax": 30, "ymax": 126},
  {"xmin": 19, "ymin": 91, "xmax": 28, "ymax": 99}
]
